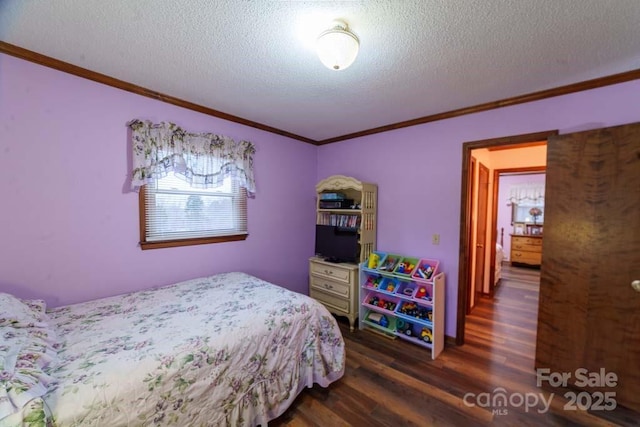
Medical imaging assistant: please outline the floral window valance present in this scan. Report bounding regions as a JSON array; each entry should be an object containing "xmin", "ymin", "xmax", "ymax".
[
  {"xmin": 507, "ymin": 183, "xmax": 545, "ymax": 206},
  {"xmin": 128, "ymin": 119, "xmax": 256, "ymax": 196}
]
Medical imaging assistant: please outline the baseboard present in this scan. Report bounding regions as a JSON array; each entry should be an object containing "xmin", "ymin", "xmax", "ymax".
[{"xmin": 445, "ymin": 335, "xmax": 457, "ymax": 347}]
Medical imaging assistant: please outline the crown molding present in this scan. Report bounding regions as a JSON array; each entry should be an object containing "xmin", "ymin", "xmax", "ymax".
[
  {"xmin": 3, "ymin": 40, "xmax": 640, "ymax": 146},
  {"xmin": 317, "ymin": 69, "xmax": 640, "ymax": 145},
  {"xmin": 0, "ymin": 41, "xmax": 315, "ymax": 145}
]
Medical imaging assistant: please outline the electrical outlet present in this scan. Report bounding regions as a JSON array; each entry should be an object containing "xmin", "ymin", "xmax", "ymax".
[{"xmin": 432, "ymin": 233, "xmax": 440, "ymax": 245}]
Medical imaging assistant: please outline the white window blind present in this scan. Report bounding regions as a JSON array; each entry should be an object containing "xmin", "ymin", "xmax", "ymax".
[{"xmin": 144, "ymin": 174, "xmax": 247, "ymax": 242}]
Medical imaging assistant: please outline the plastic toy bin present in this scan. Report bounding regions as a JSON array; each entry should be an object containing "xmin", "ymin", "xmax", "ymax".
[
  {"xmin": 412, "ymin": 283, "xmax": 433, "ymax": 303},
  {"xmin": 393, "ymin": 257, "xmax": 419, "ymax": 276},
  {"xmin": 363, "ymin": 292, "xmax": 399, "ymax": 315},
  {"xmin": 363, "ymin": 310, "xmax": 397, "ymax": 334},
  {"xmin": 395, "ymin": 300, "xmax": 433, "ymax": 326},
  {"xmin": 365, "ymin": 251, "xmax": 387, "ymax": 270},
  {"xmin": 377, "ymin": 277, "xmax": 399, "ymax": 294},
  {"xmin": 396, "ymin": 319, "xmax": 433, "ymax": 345},
  {"xmin": 412, "ymin": 258, "xmax": 440, "ymax": 281},
  {"xmin": 377, "ymin": 254, "xmax": 402, "ymax": 273},
  {"xmin": 394, "ymin": 281, "xmax": 417, "ymax": 299},
  {"xmin": 362, "ymin": 274, "xmax": 383, "ymax": 290}
]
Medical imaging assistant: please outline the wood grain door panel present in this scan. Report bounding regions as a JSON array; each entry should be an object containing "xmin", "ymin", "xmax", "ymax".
[
  {"xmin": 535, "ymin": 122, "xmax": 640, "ymax": 411},
  {"xmin": 474, "ymin": 163, "xmax": 489, "ymax": 296}
]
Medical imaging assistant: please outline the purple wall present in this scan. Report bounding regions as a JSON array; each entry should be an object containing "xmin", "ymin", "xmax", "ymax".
[
  {"xmin": 0, "ymin": 53, "xmax": 318, "ymax": 306},
  {"xmin": 317, "ymin": 80, "xmax": 640, "ymax": 337}
]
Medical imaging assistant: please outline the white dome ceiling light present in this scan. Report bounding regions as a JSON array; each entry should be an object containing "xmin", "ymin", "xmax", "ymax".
[{"xmin": 316, "ymin": 19, "xmax": 359, "ymax": 71}]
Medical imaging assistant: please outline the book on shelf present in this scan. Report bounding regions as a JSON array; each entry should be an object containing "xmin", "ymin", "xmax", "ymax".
[{"xmin": 317, "ymin": 213, "xmax": 361, "ymax": 227}]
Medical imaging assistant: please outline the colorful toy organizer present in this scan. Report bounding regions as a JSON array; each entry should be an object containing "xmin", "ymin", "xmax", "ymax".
[{"xmin": 359, "ymin": 251, "xmax": 445, "ymax": 359}]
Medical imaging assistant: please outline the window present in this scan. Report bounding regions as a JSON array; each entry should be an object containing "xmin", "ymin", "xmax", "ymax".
[
  {"xmin": 139, "ymin": 174, "xmax": 247, "ymax": 249},
  {"xmin": 128, "ymin": 119, "xmax": 255, "ymax": 249}
]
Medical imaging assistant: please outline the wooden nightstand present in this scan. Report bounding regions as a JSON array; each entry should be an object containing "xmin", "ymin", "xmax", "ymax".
[{"xmin": 309, "ymin": 256, "xmax": 358, "ymax": 331}]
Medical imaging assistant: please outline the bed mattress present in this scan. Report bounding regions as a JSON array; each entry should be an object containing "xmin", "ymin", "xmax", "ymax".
[{"xmin": 1, "ymin": 272, "xmax": 345, "ymax": 426}]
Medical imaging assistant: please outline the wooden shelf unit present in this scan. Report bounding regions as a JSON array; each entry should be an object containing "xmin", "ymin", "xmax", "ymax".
[
  {"xmin": 309, "ymin": 175, "xmax": 378, "ymax": 332},
  {"xmin": 315, "ymin": 175, "xmax": 377, "ymax": 263}
]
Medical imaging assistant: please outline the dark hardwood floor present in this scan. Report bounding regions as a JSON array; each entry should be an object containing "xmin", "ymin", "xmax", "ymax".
[{"xmin": 271, "ymin": 265, "xmax": 639, "ymax": 426}]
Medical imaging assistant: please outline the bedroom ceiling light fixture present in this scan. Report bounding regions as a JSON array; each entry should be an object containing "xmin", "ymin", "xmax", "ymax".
[{"xmin": 316, "ymin": 19, "xmax": 359, "ymax": 71}]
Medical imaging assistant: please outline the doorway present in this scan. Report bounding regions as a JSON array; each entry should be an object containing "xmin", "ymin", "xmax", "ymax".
[
  {"xmin": 465, "ymin": 158, "xmax": 490, "ymax": 314},
  {"xmin": 491, "ymin": 167, "xmax": 546, "ymax": 294},
  {"xmin": 466, "ymin": 158, "xmax": 545, "ymax": 311},
  {"xmin": 456, "ymin": 130, "xmax": 557, "ymax": 345}
]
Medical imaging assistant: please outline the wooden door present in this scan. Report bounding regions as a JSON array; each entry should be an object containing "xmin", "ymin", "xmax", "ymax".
[
  {"xmin": 466, "ymin": 158, "xmax": 477, "ymax": 313},
  {"xmin": 535, "ymin": 123, "xmax": 640, "ymax": 411},
  {"xmin": 474, "ymin": 163, "xmax": 489, "ymax": 298}
]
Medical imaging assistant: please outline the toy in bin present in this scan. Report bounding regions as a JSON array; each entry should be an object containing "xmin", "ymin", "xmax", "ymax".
[
  {"xmin": 399, "ymin": 302, "xmax": 432, "ymax": 321},
  {"xmin": 367, "ymin": 295, "xmax": 397, "ymax": 311},
  {"xmin": 368, "ymin": 312, "xmax": 389, "ymax": 328},
  {"xmin": 365, "ymin": 275, "xmax": 382, "ymax": 288},
  {"xmin": 416, "ymin": 264, "xmax": 434, "ymax": 279},
  {"xmin": 368, "ymin": 253, "xmax": 380, "ymax": 269},
  {"xmin": 395, "ymin": 262, "xmax": 415, "ymax": 274},
  {"xmin": 420, "ymin": 328, "xmax": 433, "ymax": 343},
  {"xmin": 379, "ymin": 256, "xmax": 399, "ymax": 271},
  {"xmin": 402, "ymin": 286, "xmax": 415, "ymax": 297},
  {"xmin": 415, "ymin": 286, "xmax": 432, "ymax": 301},
  {"xmin": 397, "ymin": 319, "xmax": 413, "ymax": 337}
]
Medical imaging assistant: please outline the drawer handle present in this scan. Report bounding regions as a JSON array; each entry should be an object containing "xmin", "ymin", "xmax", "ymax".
[
  {"xmin": 324, "ymin": 283, "xmax": 334, "ymax": 289},
  {"xmin": 324, "ymin": 269, "xmax": 334, "ymax": 275}
]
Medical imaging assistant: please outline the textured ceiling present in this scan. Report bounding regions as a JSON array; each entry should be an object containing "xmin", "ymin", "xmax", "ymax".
[{"xmin": 1, "ymin": 0, "xmax": 640, "ymax": 142}]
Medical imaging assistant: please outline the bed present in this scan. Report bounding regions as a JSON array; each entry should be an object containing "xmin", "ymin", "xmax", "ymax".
[{"xmin": 0, "ymin": 272, "xmax": 345, "ymax": 426}]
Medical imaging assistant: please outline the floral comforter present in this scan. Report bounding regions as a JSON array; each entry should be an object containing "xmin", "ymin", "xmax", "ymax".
[{"xmin": 8, "ymin": 272, "xmax": 345, "ymax": 426}]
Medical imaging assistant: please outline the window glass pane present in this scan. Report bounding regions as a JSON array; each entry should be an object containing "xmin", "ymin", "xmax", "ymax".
[{"xmin": 142, "ymin": 173, "xmax": 246, "ymax": 244}]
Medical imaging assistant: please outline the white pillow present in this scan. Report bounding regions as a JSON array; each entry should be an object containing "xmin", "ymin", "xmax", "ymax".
[
  {"xmin": 0, "ymin": 293, "xmax": 49, "ymax": 328},
  {"xmin": 0, "ymin": 293, "xmax": 58, "ymax": 424}
]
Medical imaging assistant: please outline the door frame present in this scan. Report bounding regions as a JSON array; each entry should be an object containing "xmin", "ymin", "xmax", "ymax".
[
  {"xmin": 456, "ymin": 130, "xmax": 558, "ymax": 345},
  {"xmin": 466, "ymin": 157, "xmax": 477, "ymax": 313}
]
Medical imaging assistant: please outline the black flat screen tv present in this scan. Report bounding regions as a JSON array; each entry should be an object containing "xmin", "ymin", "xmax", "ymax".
[{"xmin": 314, "ymin": 224, "xmax": 360, "ymax": 263}]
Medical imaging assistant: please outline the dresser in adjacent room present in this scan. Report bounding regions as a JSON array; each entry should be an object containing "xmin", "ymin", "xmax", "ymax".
[{"xmin": 510, "ymin": 234, "xmax": 543, "ymax": 267}]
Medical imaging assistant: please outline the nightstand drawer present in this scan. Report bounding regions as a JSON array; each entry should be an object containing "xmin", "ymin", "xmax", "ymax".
[
  {"xmin": 309, "ymin": 257, "xmax": 359, "ymax": 332},
  {"xmin": 512, "ymin": 242, "xmax": 542, "ymax": 253},
  {"xmin": 512, "ymin": 251, "xmax": 542, "ymax": 264},
  {"xmin": 310, "ymin": 289, "xmax": 351, "ymax": 314},
  {"xmin": 310, "ymin": 276, "xmax": 351, "ymax": 299},
  {"xmin": 512, "ymin": 236, "xmax": 542, "ymax": 247},
  {"xmin": 309, "ymin": 262, "xmax": 353, "ymax": 283}
]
